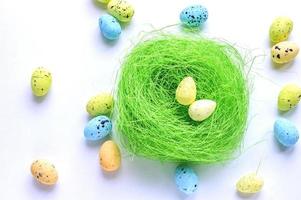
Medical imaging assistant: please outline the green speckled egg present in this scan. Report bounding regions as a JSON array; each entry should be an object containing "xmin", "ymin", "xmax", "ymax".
[
  {"xmin": 278, "ymin": 84, "xmax": 301, "ymax": 111},
  {"xmin": 86, "ymin": 92, "xmax": 113, "ymax": 117},
  {"xmin": 269, "ymin": 17, "xmax": 293, "ymax": 43},
  {"xmin": 107, "ymin": 0, "xmax": 134, "ymax": 22},
  {"xmin": 31, "ymin": 67, "xmax": 52, "ymax": 97}
]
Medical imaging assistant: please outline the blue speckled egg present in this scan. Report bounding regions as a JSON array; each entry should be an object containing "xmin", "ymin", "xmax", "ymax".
[
  {"xmin": 180, "ymin": 5, "xmax": 208, "ymax": 27},
  {"xmin": 174, "ymin": 165, "xmax": 199, "ymax": 195},
  {"xmin": 99, "ymin": 14, "xmax": 121, "ymax": 40},
  {"xmin": 84, "ymin": 116, "xmax": 112, "ymax": 141},
  {"xmin": 274, "ymin": 118, "xmax": 299, "ymax": 147}
]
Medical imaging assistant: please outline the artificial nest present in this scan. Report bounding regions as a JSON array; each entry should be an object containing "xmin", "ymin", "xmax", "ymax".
[{"xmin": 116, "ymin": 34, "xmax": 249, "ymax": 164}]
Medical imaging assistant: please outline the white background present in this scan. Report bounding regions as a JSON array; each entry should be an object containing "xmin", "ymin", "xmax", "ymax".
[{"xmin": 0, "ymin": 0, "xmax": 301, "ymax": 199}]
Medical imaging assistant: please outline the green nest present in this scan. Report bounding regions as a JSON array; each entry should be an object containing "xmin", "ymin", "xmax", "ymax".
[{"xmin": 116, "ymin": 35, "xmax": 249, "ymax": 164}]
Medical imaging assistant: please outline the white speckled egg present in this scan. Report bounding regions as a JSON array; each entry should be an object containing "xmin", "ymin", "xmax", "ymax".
[{"xmin": 188, "ymin": 99, "xmax": 216, "ymax": 121}]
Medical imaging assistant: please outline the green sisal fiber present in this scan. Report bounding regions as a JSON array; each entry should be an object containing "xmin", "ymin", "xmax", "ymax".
[{"xmin": 116, "ymin": 34, "xmax": 249, "ymax": 164}]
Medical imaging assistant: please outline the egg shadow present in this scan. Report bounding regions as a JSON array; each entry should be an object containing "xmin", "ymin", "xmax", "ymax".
[
  {"xmin": 84, "ymin": 136, "xmax": 109, "ymax": 149},
  {"xmin": 236, "ymin": 191, "xmax": 261, "ymax": 199},
  {"xmin": 175, "ymin": 191, "xmax": 197, "ymax": 200},
  {"xmin": 180, "ymin": 24, "xmax": 206, "ymax": 33},
  {"xmin": 273, "ymin": 135, "xmax": 295, "ymax": 153},
  {"xmin": 268, "ymin": 40, "xmax": 276, "ymax": 47},
  {"xmin": 85, "ymin": 113, "xmax": 113, "ymax": 121},
  {"xmin": 277, "ymin": 107, "xmax": 297, "ymax": 117},
  {"xmin": 119, "ymin": 21, "xmax": 132, "ymax": 29},
  {"xmin": 32, "ymin": 92, "xmax": 49, "ymax": 104},
  {"xmin": 86, "ymin": 114, "xmax": 94, "ymax": 121},
  {"xmin": 270, "ymin": 59, "xmax": 295, "ymax": 70},
  {"xmin": 31, "ymin": 178, "xmax": 56, "ymax": 192},
  {"xmin": 98, "ymin": 31, "xmax": 120, "ymax": 46},
  {"xmin": 85, "ymin": 140, "xmax": 101, "ymax": 147},
  {"xmin": 100, "ymin": 168, "xmax": 121, "ymax": 180}
]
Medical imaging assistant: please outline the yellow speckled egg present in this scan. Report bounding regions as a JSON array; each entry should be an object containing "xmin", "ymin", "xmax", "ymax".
[
  {"xmin": 236, "ymin": 173, "xmax": 264, "ymax": 194},
  {"xmin": 188, "ymin": 99, "xmax": 216, "ymax": 122},
  {"xmin": 99, "ymin": 140, "xmax": 121, "ymax": 172},
  {"xmin": 278, "ymin": 83, "xmax": 301, "ymax": 111},
  {"xmin": 86, "ymin": 92, "xmax": 113, "ymax": 117},
  {"xmin": 271, "ymin": 41, "xmax": 299, "ymax": 64},
  {"xmin": 269, "ymin": 17, "xmax": 293, "ymax": 43},
  {"xmin": 176, "ymin": 76, "xmax": 196, "ymax": 106},
  {"xmin": 107, "ymin": 0, "xmax": 134, "ymax": 22},
  {"xmin": 31, "ymin": 67, "xmax": 52, "ymax": 96},
  {"xmin": 31, "ymin": 160, "xmax": 58, "ymax": 186}
]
